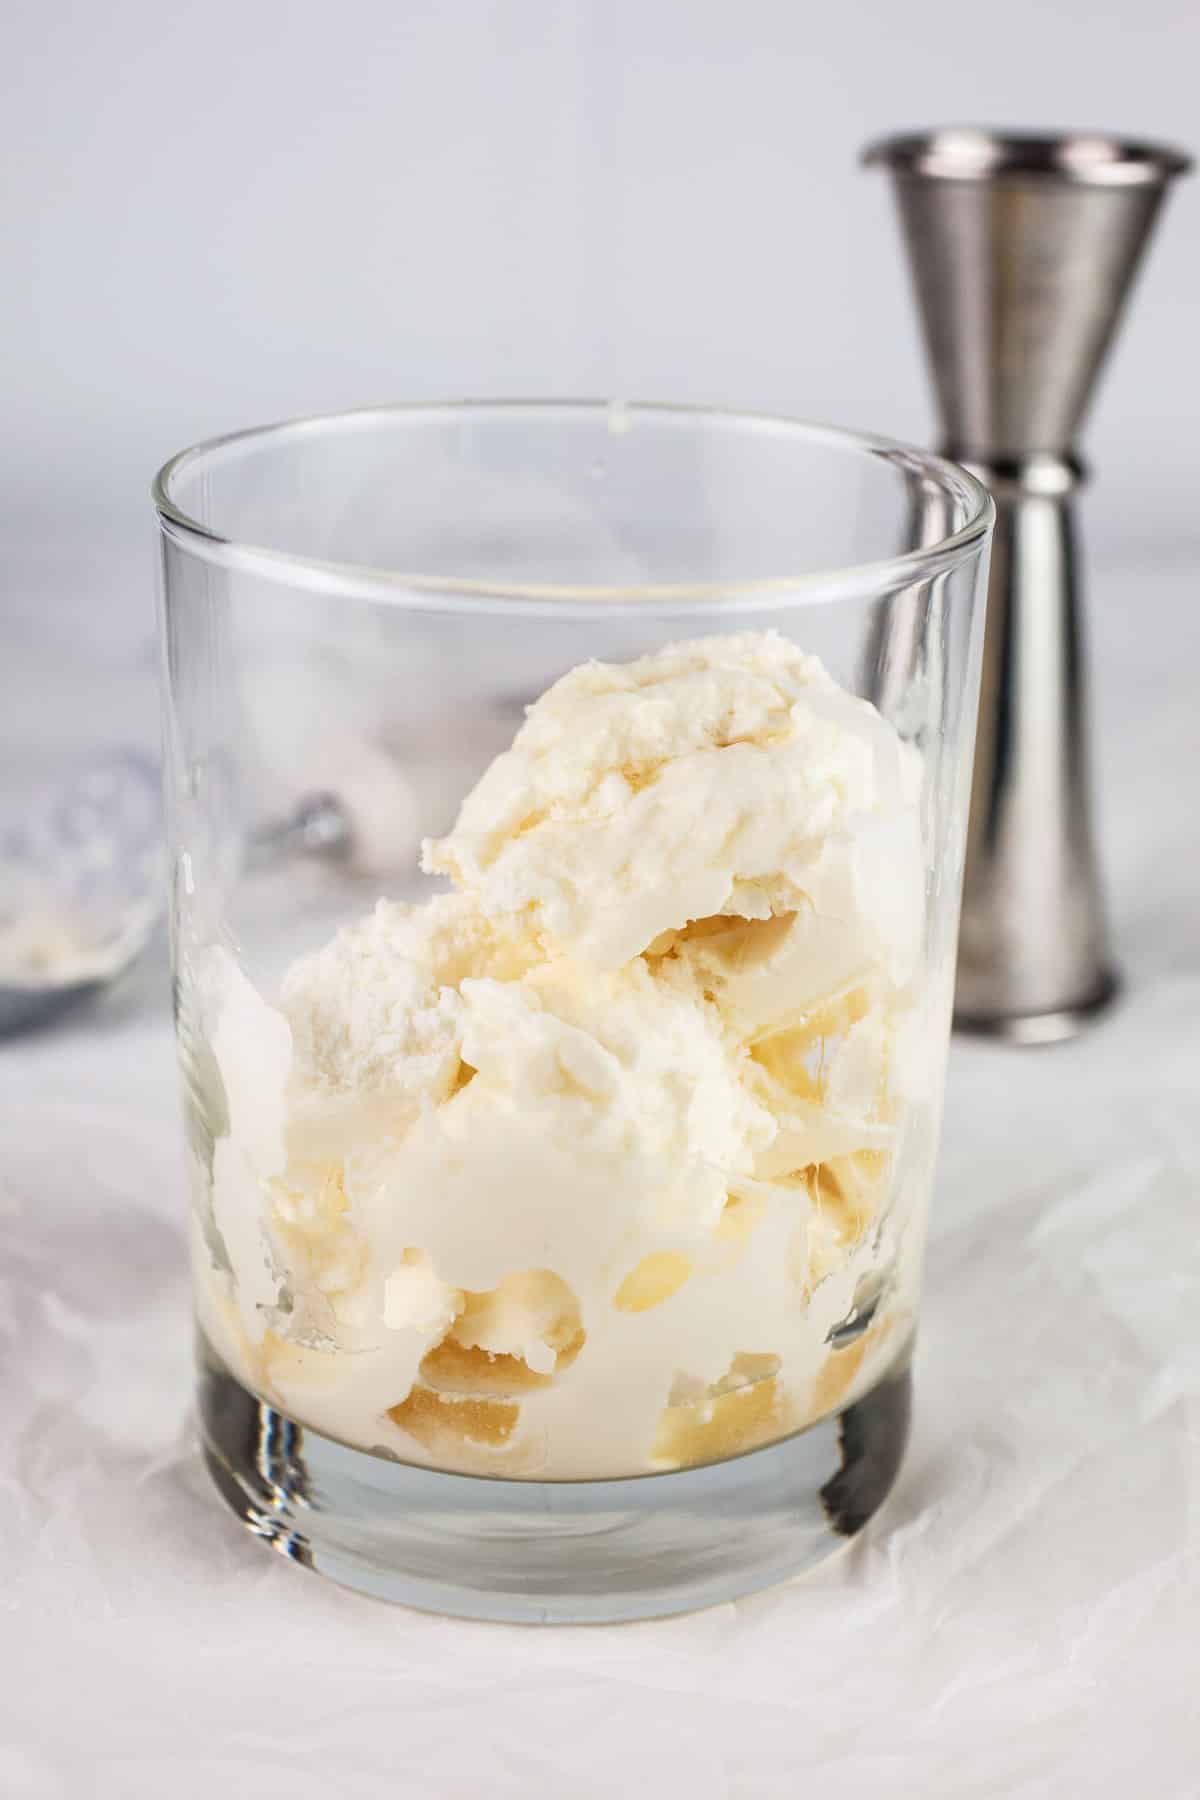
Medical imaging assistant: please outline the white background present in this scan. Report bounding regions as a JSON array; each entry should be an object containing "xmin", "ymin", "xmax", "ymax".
[
  {"xmin": 5, "ymin": 0, "xmax": 1198, "ymax": 639},
  {"xmin": 3, "ymin": 8, "xmax": 1199, "ymax": 1794}
]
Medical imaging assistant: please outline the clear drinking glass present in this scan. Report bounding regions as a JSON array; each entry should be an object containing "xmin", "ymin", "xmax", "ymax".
[{"xmin": 154, "ymin": 403, "xmax": 991, "ymax": 1622}]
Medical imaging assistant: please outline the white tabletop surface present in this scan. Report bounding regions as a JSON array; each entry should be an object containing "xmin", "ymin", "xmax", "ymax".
[{"xmin": 2, "ymin": 551, "xmax": 1197, "ymax": 1799}]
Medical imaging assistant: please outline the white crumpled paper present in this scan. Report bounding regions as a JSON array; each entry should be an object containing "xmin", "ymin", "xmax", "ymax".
[{"xmin": 1, "ymin": 558, "xmax": 1197, "ymax": 1798}]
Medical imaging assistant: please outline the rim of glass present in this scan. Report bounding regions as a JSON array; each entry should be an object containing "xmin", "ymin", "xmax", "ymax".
[{"xmin": 153, "ymin": 400, "xmax": 993, "ymax": 615}]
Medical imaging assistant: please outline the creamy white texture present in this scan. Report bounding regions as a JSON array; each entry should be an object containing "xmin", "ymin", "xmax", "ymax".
[
  {"xmin": 193, "ymin": 631, "xmax": 935, "ymax": 1478},
  {"xmin": 425, "ymin": 633, "xmax": 924, "ymax": 976}
]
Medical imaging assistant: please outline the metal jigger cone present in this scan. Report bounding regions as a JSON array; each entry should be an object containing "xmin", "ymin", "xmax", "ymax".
[{"xmin": 865, "ymin": 129, "xmax": 1192, "ymax": 1042}]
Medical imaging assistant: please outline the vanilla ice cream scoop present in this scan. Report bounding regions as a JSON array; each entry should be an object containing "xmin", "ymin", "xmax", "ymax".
[
  {"xmin": 278, "ymin": 891, "xmax": 538, "ymax": 1158},
  {"xmin": 424, "ymin": 630, "xmax": 922, "ymax": 976},
  {"xmin": 194, "ymin": 631, "xmax": 933, "ymax": 1478}
]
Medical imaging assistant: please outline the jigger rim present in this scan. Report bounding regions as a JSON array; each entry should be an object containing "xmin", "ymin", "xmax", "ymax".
[{"xmin": 863, "ymin": 127, "xmax": 1193, "ymax": 188}]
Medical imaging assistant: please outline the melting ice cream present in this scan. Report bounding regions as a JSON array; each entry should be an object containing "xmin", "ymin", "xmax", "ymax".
[{"xmin": 192, "ymin": 630, "xmax": 937, "ymax": 1478}]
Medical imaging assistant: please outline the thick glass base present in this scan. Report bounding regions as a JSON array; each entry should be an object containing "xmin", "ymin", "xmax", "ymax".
[{"xmin": 198, "ymin": 1335, "xmax": 912, "ymax": 1624}]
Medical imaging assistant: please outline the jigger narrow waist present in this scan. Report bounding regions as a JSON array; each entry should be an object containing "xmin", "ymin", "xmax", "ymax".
[{"xmin": 944, "ymin": 450, "xmax": 1087, "ymax": 500}]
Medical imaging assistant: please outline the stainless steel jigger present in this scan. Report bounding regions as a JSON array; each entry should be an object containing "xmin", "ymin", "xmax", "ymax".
[{"xmin": 864, "ymin": 129, "xmax": 1192, "ymax": 1043}]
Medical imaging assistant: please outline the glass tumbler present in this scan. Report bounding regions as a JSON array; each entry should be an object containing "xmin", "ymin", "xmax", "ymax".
[{"xmin": 154, "ymin": 404, "xmax": 991, "ymax": 1622}]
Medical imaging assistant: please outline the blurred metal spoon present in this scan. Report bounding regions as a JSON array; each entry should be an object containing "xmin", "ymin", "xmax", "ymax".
[
  {"xmin": 0, "ymin": 762, "xmax": 362, "ymax": 1039},
  {"xmin": 0, "ymin": 750, "xmax": 164, "ymax": 1038}
]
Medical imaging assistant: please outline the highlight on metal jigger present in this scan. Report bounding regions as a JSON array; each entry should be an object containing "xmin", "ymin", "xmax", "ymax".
[{"xmin": 864, "ymin": 128, "xmax": 1193, "ymax": 1043}]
